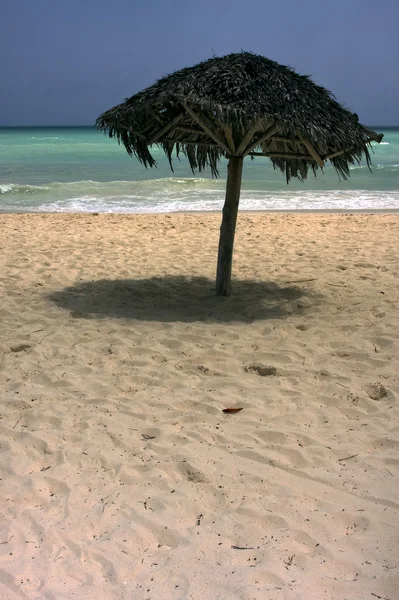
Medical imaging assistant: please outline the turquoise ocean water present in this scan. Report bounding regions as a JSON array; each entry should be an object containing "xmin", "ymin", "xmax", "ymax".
[{"xmin": 1, "ymin": 126, "xmax": 398, "ymax": 212}]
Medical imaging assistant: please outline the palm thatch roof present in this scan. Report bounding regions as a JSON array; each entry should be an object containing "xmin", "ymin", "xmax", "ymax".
[{"xmin": 96, "ymin": 51, "xmax": 382, "ymax": 181}]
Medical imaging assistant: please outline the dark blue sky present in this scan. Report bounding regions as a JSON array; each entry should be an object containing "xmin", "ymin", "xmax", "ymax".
[{"xmin": 1, "ymin": 0, "xmax": 398, "ymax": 126}]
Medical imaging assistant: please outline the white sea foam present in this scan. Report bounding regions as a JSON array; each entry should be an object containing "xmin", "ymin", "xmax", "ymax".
[
  {"xmin": 1, "ymin": 178, "xmax": 399, "ymax": 213},
  {"xmin": 26, "ymin": 189, "xmax": 399, "ymax": 214},
  {"xmin": 0, "ymin": 183, "xmax": 49, "ymax": 195},
  {"xmin": 0, "ymin": 184, "xmax": 15, "ymax": 194}
]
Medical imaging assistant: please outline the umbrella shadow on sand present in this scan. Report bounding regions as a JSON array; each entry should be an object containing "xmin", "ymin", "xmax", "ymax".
[{"xmin": 48, "ymin": 276, "xmax": 322, "ymax": 323}]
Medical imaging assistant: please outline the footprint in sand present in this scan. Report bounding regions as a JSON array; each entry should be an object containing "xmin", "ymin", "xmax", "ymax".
[
  {"xmin": 366, "ymin": 382, "xmax": 389, "ymax": 401},
  {"xmin": 179, "ymin": 462, "xmax": 208, "ymax": 484},
  {"xmin": 244, "ymin": 364, "xmax": 278, "ymax": 377}
]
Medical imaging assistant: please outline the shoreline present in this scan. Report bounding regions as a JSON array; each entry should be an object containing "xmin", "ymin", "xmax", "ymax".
[{"xmin": 1, "ymin": 207, "xmax": 399, "ymax": 215}]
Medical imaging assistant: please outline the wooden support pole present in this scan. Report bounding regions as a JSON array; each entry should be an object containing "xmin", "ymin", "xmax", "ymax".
[
  {"xmin": 249, "ymin": 152, "xmax": 317, "ymax": 160},
  {"xmin": 236, "ymin": 120, "xmax": 260, "ymax": 156},
  {"xmin": 176, "ymin": 126, "xmax": 206, "ymax": 135},
  {"xmin": 324, "ymin": 147, "xmax": 352, "ymax": 160},
  {"xmin": 299, "ymin": 136, "xmax": 324, "ymax": 167},
  {"xmin": 162, "ymin": 138, "xmax": 219, "ymax": 146},
  {"xmin": 184, "ymin": 104, "xmax": 231, "ymax": 154},
  {"xmin": 270, "ymin": 136, "xmax": 303, "ymax": 144},
  {"xmin": 113, "ymin": 123, "xmax": 146, "ymax": 138},
  {"xmin": 215, "ymin": 156, "xmax": 244, "ymax": 296},
  {"xmin": 361, "ymin": 127, "xmax": 383, "ymax": 143},
  {"xmin": 147, "ymin": 113, "xmax": 184, "ymax": 144},
  {"xmin": 223, "ymin": 124, "xmax": 236, "ymax": 154},
  {"xmin": 149, "ymin": 109, "xmax": 164, "ymax": 124},
  {"xmin": 242, "ymin": 125, "xmax": 279, "ymax": 156}
]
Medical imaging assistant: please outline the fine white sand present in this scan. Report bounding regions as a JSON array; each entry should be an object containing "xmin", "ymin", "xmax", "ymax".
[{"xmin": 0, "ymin": 212, "xmax": 398, "ymax": 600}]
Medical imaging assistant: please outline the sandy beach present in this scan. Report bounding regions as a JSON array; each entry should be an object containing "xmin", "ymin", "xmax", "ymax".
[{"xmin": 0, "ymin": 212, "xmax": 398, "ymax": 600}]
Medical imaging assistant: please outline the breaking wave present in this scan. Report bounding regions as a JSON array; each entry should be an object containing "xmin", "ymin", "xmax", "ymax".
[{"xmin": 1, "ymin": 179, "xmax": 399, "ymax": 213}]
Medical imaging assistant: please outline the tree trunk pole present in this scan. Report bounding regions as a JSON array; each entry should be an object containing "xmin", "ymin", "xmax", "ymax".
[{"xmin": 215, "ymin": 156, "xmax": 244, "ymax": 296}]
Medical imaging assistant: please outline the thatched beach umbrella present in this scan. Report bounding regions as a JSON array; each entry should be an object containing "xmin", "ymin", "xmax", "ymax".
[{"xmin": 96, "ymin": 52, "xmax": 382, "ymax": 295}]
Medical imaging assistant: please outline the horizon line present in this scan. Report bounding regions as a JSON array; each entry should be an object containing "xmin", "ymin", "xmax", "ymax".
[{"xmin": 1, "ymin": 124, "xmax": 398, "ymax": 129}]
